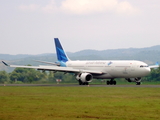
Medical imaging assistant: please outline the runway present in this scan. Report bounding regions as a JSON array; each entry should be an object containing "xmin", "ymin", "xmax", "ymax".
[{"xmin": 1, "ymin": 84, "xmax": 160, "ymax": 87}]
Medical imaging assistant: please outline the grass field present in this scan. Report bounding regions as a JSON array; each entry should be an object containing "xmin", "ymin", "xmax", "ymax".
[{"xmin": 0, "ymin": 86, "xmax": 160, "ymax": 120}]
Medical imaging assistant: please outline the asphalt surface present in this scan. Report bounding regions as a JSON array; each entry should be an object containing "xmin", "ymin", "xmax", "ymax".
[{"xmin": 1, "ymin": 84, "xmax": 160, "ymax": 87}]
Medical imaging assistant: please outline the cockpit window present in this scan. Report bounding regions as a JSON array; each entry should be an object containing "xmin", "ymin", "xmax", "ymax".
[{"xmin": 140, "ymin": 65, "xmax": 148, "ymax": 68}]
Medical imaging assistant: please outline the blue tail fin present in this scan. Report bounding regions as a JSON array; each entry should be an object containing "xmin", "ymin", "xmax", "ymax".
[
  {"xmin": 155, "ymin": 62, "xmax": 159, "ymax": 66},
  {"xmin": 54, "ymin": 38, "xmax": 70, "ymax": 62}
]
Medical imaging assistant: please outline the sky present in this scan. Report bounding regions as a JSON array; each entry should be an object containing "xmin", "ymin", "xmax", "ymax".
[{"xmin": 0, "ymin": 0, "xmax": 160, "ymax": 55}]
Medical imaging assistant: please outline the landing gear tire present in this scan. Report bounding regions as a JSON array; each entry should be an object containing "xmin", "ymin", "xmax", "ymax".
[
  {"xmin": 79, "ymin": 80, "xmax": 82, "ymax": 85},
  {"xmin": 106, "ymin": 80, "xmax": 116, "ymax": 85},
  {"xmin": 79, "ymin": 80, "xmax": 89, "ymax": 85},
  {"xmin": 113, "ymin": 81, "xmax": 116, "ymax": 85},
  {"xmin": 85, "ymin": 82, "xmax": 89, "ymax": 85},
  {"xmin": 136, "ymin": 82, "xmax": 141, "ymax": 85},
  {"xmin": 82, "ymin": 82, "xmax": 88, "ymax": 85},
  {"xmin": 107, "ymin": 81, "xmax": 110, "ymax": 85}
]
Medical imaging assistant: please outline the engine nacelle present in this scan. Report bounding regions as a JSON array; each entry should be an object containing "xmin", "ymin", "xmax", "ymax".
[
  {"xmin": 126, "ymin": 77, "xmax": 141, "ymax": 82},
  {"xmin": 76, "ymin": 73, "xmax": 93, "ymax": 83}
]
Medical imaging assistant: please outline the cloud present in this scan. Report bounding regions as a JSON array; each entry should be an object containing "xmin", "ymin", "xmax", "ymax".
[
  {"xmin": 116, "ymin": 1, "xmax": 139, "ymax": 15},
  {"xmin": 19, "ymin": 4, "xmax": 40, "ymax": 12},
  {"xmin": 18, "ymin": 0, "xmax": 140, "ymax": 15},
  {"xmin": 42, "ymin": 0, "xmax": 58, "ymax": 13},
  {"xmin": 61, "ymin": 0, "xmax": 117, "ymax": 14},
  {"xmin": 61, "ymin": 0, "xmax": 139, "ymax": 15}
]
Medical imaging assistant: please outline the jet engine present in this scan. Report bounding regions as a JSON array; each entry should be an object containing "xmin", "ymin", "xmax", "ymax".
[
  {"xmin": 126, "ymin": 77, "xmax": 141, "ymax": 82},
  {"xmin": 76, "ymin": 73, "xmax": 93, "ymax": 83}
]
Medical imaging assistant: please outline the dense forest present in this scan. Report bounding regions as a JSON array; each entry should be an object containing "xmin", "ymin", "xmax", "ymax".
[{"xmin": 0, "ymin": 67, "xmax": 160, "ymax": 84}]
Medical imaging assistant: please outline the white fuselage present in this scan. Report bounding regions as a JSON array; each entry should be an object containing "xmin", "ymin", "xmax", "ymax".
[{"xmin": 66, "ymin": 60, "xmax": 151, "ymax": 79}]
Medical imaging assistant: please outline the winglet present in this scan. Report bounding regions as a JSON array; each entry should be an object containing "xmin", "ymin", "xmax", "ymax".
[
  {"xmin": 155, "ymin": 62, "xmax": 159, "ymax": 66},
  {"xmin": 2, "ymin": 61, "xmax": 10, "ymax": 66}
]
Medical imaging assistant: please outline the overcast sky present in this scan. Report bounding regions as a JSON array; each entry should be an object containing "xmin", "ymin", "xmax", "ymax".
[{"xmin": 0, "ymin": 0, "xmax": 160, "ymax": 55}]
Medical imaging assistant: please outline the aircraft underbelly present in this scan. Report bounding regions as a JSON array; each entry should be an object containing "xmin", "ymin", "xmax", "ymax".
[
  {"xmin": 109, "ymin": 67, "xmax": 134, "ymax": 78},
  {"xmin": 109, "ymin": 72, "xmax": 129, "ymax": 78},
  {"xmin": 93, "ymin": 73, "xmax": 113, "ymax": 79}
]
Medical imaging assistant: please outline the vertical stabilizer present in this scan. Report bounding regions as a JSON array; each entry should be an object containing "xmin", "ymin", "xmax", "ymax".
[{"xmin": 54, "ymin": 38, "xmax": 70, "ymax": 62}]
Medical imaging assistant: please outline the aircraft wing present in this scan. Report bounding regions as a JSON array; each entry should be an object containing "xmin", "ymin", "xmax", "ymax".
[
  {"xmin": 149, "ymin": 62, "xmax": 159, "ymax": 68},
  {"xmin": 149, "ymin": 65, "xmax": 159, "ymax": 68},
  {"xmin": 2, "ymin": 61, "xmax": 103, "ymax": 74}
]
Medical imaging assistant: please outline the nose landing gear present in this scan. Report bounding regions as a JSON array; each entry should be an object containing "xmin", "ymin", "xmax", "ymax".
[{"xmin": 136, "ymin": 82, "xmax": 141, "ymax": 85}]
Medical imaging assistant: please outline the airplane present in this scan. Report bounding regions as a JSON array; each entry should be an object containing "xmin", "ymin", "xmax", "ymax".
[{"xmin": 2, "ymin": 38, "xmax": 159, "ymax": 85}]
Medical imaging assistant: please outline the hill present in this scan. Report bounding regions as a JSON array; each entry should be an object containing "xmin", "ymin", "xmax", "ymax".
[{"xmin": 0, "ymin": 45, "xmax": 160, "ymax": 72}]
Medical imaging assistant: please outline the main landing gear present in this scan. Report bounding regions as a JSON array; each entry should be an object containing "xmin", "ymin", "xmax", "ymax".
[
  {"xmin": 106, "ymin": 79, "xmax": 116, "ymax": 85},
  {"xmin": 78, "ymin": 80, "xmax": 89, "ymax": 85}
]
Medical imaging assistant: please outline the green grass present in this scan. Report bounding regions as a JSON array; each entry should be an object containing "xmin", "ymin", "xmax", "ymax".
[{"xmin": 0, "ymin": 86, "xmax": 160, "ymax": 120}]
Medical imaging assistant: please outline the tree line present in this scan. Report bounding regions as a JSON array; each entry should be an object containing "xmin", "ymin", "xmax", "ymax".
[
  {"xmin": 143, "ymin": 67, "xmax": 160, "ymax": 82},
  {"xmin": 0, "ymin": 67, "xmax": 76, "ymax": 84},
  {"xmin": 0, "ymin": 67, "xmax": 160, "ymax": 84}
]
